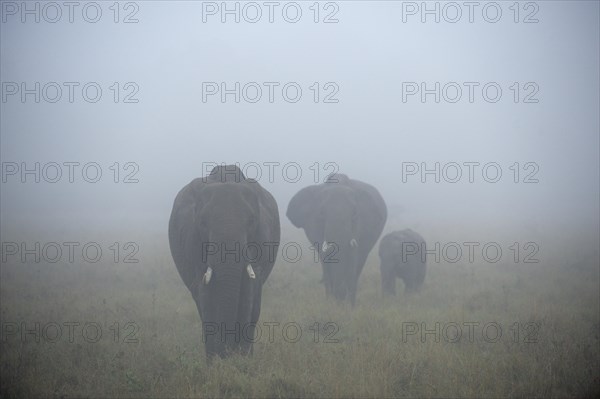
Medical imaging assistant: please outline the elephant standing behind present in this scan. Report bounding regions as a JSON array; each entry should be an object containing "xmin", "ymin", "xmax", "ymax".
[
  {"xmin": 286, "ymin": 173, "xmax": 387, "ymax": 306},
  {"xmin": 168, "ymin": 165, "xmax": 280, "ymax": 359},
  {"xmin": 379, "ymin": 229, "xmax": 426, "ymax": 295}
]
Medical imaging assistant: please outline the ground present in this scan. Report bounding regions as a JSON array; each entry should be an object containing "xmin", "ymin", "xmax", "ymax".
[{"xmin": 1, "ymin": 227, "xmax": 598, "ymax": 398}]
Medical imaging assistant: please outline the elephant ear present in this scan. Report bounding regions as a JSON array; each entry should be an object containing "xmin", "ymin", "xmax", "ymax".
[
  {"xmin": 243, "ymin": 178, "xmax": 280, "ymax": 284},
  {"xmin": 286, "ymin": 185, "xmax": 321, "ymax": 228},
  {"xmin": 168, "ymin": 178, "xmax": 209, "ymax": 294},
  {"xmin": 349, "ymin": 179, "xmax": 388, "ymax": 250},
  {"xmin": 380, "ymin": 231, "xmax": 405, "ymax": 257}
]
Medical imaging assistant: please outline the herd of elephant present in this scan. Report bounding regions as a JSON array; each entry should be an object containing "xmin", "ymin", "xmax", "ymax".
[{"xmin": 168, "ymin": 165, "xmax": 427, "ymax": 359}]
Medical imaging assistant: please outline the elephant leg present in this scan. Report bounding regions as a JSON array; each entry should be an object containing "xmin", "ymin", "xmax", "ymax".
[
  {"xmin": 241, "ymin": 285, "xmax": 263, "ymax": 355},
  {"xmin": 404, "ymin": 281, "xmax": 416, "ymax": 294},
  {"xmin": 403, "ymin": 260, "xmax": 424, "ymax": 294},
  {"xmin": 193, "ymin": 294, "xmax": 204, "ymax": 320},
  {"xmin": 322, "ymin": 264, "xmax": 333, "ymax": 297},
  {"xmin": 192, "ymin": 294, "xmax": 216, "ymax": 359},
  {"xmin": 355, "ymin": 249, "xmax": 370, "ymax": 277},
  {"xmin": 403, "ymin": 272, "xmax": 419, "ymax": 294},
  {"xmin": 194, "ymin": 289, "xmax": 227, "ymax": 360},
  {"xmin": 240, "ymin": 323, "xmax": 255, "ymax": 356},
  {"xmin": 196, "ymin": 308, "xmax": 214, "ymax": 362},
  {"xmin": 382, "ymin": 275, "xmax": 396, "ymax": 296},
  {"xmin": 237, "ymin": 292, "xmax": 255, "ymax": 356},
  {"xmin": 348, "ymin": 274, "xmax": 358, "ymax": 307},
  {"xmin": 405, "ymin": 277, "xmax": 423, "ymax": 294}
]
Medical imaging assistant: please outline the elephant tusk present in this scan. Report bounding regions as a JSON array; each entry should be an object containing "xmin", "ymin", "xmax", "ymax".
[
  {"xmin": 203, "ymin": 267, "xmax": 213, "ymax": 285},
  {"xmin": 247, "ymin": 264, "xmax": 256, "ymax": 279},
  {"xmin": 322, "ymin": 241, "xmax": 329, "ymax": 252},
  {"xmin": 350, "ymin": 238, "xmax": 358, "ymax": 248}
]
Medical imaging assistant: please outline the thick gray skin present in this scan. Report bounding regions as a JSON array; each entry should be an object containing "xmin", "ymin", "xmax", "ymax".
[
  {"xmin": 287, "ymin": 174, "xmax": 387, "ymax": 306},
  {"xmin": 168, "ymin": 165, "xmax": 280, "ymax": 360},
  {"xmin": 379, "ymin": 229, "xmax": 426, "ymax": 296}
]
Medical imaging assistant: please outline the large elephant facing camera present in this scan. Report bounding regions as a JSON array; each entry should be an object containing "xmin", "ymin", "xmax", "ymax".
[
  {"xmin": 168, "ymin": 165, "xmax": 280, "ymax": 359},
  {"xmin": 286, "ymin": 174, "xmax": 387, "ymax": 306},
  {"xmin": 379, "ymin": 229, "xmax": 426, "ymax": 296}
]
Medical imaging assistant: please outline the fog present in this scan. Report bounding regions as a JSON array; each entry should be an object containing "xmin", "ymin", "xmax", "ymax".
[
  {"xmin": 0, "ymin": 1, "xmax": 599, "ymax": 396},
  {"xmin": 2, "ymin": 1, "xmax": 598, "ymax": 240}
]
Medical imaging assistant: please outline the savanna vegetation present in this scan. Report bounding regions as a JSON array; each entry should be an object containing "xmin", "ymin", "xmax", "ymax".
[{"xmin": 1, "ymin": 225, "xmax": 598, "ymax": 398}]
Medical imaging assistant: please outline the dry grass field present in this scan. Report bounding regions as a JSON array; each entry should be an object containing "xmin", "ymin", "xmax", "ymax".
[{"xmin": 1, "ymin": 225, "xmax": 598, "ymax": 398}]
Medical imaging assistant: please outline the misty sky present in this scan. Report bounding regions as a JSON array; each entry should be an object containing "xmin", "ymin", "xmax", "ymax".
[{"xmin": 1, "ymin": 1, "xmax": 598, "ymax": 250}]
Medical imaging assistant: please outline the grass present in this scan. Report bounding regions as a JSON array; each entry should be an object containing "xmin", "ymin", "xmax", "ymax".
[{"xmin": 0, "ymin": 226, "xmax": 598, "ymax": 398}]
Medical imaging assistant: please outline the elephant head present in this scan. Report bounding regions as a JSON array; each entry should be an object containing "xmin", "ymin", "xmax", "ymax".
[
  {"xmin": 378, "ymin": 229, "xmax": 426, "ymax": 296},
  {"xmin": 169, "ymin": 165, "xmax": 280, "ymax": 359},
  {"xmin": 287, "ymin": 173, "xmax": 387, "ymax": 306}
]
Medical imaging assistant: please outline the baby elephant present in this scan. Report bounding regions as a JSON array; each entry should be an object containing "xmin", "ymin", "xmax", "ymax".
[{"xmin": 378, "ymin": 229, "xmax": 426, "ymax": 295}]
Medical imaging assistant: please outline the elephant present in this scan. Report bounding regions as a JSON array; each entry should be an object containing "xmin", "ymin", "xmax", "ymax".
[
  {"xmin": 286, "ymin": 173, "xmax": 387, "ymax": 306},
  {"xmin": 168, "ymin": 165, "xmax": 280, "ymax": 359},
  {"xmin": 378, "ymin": 229, "xmax": 426, "ymax": 296}
]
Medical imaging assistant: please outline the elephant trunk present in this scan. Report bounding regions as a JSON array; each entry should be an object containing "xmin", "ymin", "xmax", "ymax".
[
  {"xmin": 203, "ymin": 229, "xmax": 248, "ymax": 358},
  {"xmin": 323, "ymin": 223, "xmax": 357, "ymax": 303},
  {"xmin": 217, "ymin": 263, "xmax": 244, "ymax": 355}
]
